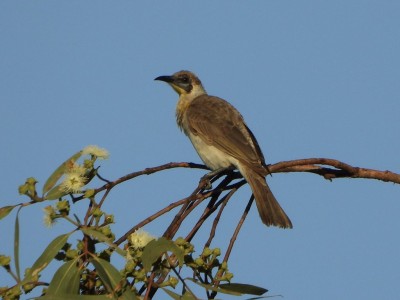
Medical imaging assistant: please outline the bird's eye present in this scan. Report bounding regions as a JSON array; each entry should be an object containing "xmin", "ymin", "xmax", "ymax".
[{"xmin": 180, "ymin": 75, "xmax": 189, "ymax": 83}]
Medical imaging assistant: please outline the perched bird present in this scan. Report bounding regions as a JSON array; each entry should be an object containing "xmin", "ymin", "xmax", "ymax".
[{"xmin": 155, "ymin": 71, "xmax": 292, "ymax": 228}]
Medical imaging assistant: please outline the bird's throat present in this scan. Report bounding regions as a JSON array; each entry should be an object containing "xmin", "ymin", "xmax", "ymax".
[{"xmin": 175, "ymin": 96, "xmax": 192, "ymax": 132}]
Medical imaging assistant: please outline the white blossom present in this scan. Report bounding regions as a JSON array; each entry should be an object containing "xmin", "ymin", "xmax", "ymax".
[
  {"xmin": 129, "ymin": 228, "xmax": 155, "ymax": 249},
  {"xmin": 82, "ymin": 145, "xmax": 109, "ymax": 159}
]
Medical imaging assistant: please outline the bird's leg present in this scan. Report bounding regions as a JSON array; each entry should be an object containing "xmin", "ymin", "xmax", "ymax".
[
  {"xmin": 200, "ymin": 166, "xmax": 236, "ymax": 190},
  {"xmin": 265, "ymin": 164, "xmax": 273, "ymax": 177}
]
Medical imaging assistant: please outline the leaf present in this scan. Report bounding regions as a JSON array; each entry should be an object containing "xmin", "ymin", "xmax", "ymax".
[
  {"xmin": 24, "ymin": 233, "xmax": 72, "ymax": 283},
  {"xmin": 14, "ymin": 206, "xmax": 22, "ymax": 281},
  {"xmin": 161, "ymin": 288, "xmax": 182, "ymax": 300},
  {"xmin": 142, "ymin": 237, "xmax": 185, "ymax": 272},
  {"xmin": 91, "ymin": 257, "xmax": 135, "ymax": 300},
  {"xmin": 38, "ymin": 294, "xmax": 112, "ymax": 300},
  {"xmin": 181, "ymin": 293, "xmax": 198, "ymax": 300},
  {"xmin": 219, "ymin": 283, "xmax": 268, "ymax": 296},
  {"xmin": 185, "ymin": 278, "xmax": 241, "ymax": 296},
  {"xmin": 81, "ymin": 228, "xmax": 126, "ymax": 257},
  {"xmin": 91, "ymin": 257, "xmax": 121, "ymax": 293},
  {"xmin": 45, "ymin": 258, "xmax": 81, "ymax": 295},
  {"xmin": 0, "ymin": 205, "xmax": 17, "ymax": 220},
  {"xmin": 162, "ymin": 288, "xmax": 197, "ymax": 300},
  {"xmin": 186, "ymin": 278, "xmax": 268, "ymax": 297},
  {"xmin": 42, "ymin": 151, "xmax": 82, "ymax": 195},
  {"xmin": 44, "ymin": 184, "xmax": 66, "ymax": 200}
]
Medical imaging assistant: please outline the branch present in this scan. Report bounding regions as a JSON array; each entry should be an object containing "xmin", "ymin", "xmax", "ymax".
[
  {"xmin": 113, "ymin": 158, "xmax": 398, "ymax": 246},
  {"xmin": 270, "ymin": 158, "xmax": 400, "ymax": 183},
  {"xmin": 101, "ymin": 158, "xmax": 398, "ymax": 299},
  {"xmin": 75, "ymin": 158, "xmax": 399, "ymax": 206},
  {"xmin": 72, "ymin": 162, "xmax": 208, "ymax": 203}
]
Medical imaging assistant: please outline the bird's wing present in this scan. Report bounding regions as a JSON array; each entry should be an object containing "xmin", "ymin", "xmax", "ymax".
[{"xmin": 186, "ymin": 95, "xmax": 267, "ymax": 170}]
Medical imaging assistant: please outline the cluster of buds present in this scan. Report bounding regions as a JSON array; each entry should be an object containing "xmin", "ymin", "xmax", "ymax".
[
  {"xmin": 18, "ymin": 177, "xmax": 41, "ymax": 202},
  {"xmin": 18, "ymin": 145, "xmax": 109, "ymax": 202},
  {"xmin": 185, "ymin": 245, "xmax": 233, "ymax": 283},
  {"xmin": 42, "ymin": 199, "xmax": 70, "ymax": 227},
  {"xmin": 123, "ymin": 229, "xmax": 157, "ymax": 285}
]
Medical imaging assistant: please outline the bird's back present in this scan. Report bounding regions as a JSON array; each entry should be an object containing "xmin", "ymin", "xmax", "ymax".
[{"xmin": 184, "ymin": 95, "xmax": 268, "ymax": 175}]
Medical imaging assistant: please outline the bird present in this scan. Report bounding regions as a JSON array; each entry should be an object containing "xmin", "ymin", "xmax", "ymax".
[{"xmin": 155, "ymin": 70, "xmax": 292, "ymax": 228}]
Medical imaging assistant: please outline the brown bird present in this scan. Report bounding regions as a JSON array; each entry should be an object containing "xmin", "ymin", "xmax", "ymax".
[{"xmin": 155, "ymin": 70, "xmax": 292, "ymax": 228}]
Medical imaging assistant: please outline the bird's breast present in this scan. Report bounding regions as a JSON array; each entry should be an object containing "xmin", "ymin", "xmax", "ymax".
[{"xmin": 186, "ymin": 132, "xmax": 238, "ymax": 170}]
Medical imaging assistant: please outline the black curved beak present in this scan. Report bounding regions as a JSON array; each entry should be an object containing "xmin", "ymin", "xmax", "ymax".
[{"xmin": 154, "ymin": 75, "xmax": 174, "ymax": 83}]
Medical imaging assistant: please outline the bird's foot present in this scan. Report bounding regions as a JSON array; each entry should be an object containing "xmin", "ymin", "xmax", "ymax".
[{"xmin": 200, "ymin": 166, "xmax": 235, "ymax": 190}]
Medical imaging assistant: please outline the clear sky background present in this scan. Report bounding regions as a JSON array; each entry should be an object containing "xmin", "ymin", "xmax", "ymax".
[{"xmin": 1, "ymin": 1, "xmax": 399, "ymax": 299}]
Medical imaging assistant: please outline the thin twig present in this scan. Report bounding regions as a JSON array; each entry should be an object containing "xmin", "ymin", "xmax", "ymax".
[
  {"xmin": 223, "ymin": 195, "xmax": 254, "ymax": 263},
  {"xmin": 184, "ymin": 174, "xmax": 239, "ymax": 242},
  {"xmin": 210, "ymin": 195, "xmax": 254, "ymax": 299},
  {"xmin": 115, "ymin": 195, "xmax": 198, "ymax": 245},
  {"xmin": 167, "ymin": 255, "xmax": 199, "ymax": 300},
  {"xmin": 204, "ymin": 188, "xmax": 238, "ymax": 248},
  {"xmin": 73, "ymin": 162, "xmax": 208, "ymax": 203},
  {"xmin": 87, "ymin": 188, "xmax": 111, "ymax": 227}
]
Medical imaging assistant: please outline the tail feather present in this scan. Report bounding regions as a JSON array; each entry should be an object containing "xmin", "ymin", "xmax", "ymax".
[{"xmin": 240, "ymin": 166, "xmax": 292, "ymax": 228}]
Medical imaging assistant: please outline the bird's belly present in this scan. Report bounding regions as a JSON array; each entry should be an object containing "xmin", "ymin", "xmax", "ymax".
[{"xmin": 188, "ymin": 134, "xmax": 238, "ymax": 170}]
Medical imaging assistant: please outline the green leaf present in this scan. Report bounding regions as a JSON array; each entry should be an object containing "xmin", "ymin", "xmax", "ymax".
[
  {"xmin": 142, "ymin": 237, "xmax": 185, "ymax": 272},
  {"xmin": 44, "ymin": 184, "xmax": 66, "ymax": 200},
  {"xmin": 42, "ymin": 151, "xmax": 82, "ymax": 195},
  {"xmin": 185, "ymin": 278, "xmax": 242, "ymax": 296},
  {"xmin": 162, "ymin": 288, "xmax": 182, "ymax": 300},
  {"xmin": 14, "ymin": 207, "xmax": 22, "ymax": 281},
  {"xmin": 162, "ymin": 288, "xmax": 197, "ymax": 300},
  {"xmin": 45, "ymin": 258, "xmax": 81, "ymax": 295},
  {"xmin": 24, "ymin": 233, "xmax": 72, "ymax": 283},
  {"xmin": 91, "ymin": 257, "xmax": 135, "ymax": 300},
  {"xmin": 186, "ymin": 278, "xmax": 268, "ymax": 297},
  {"xmin": 181, "ymin": 293, "xmax": 198, "ymax": 300},
  {"xmin": 38, "ymin": 294, "xmax": 113, "ymax": 300},
  {"xmin": 81, "ymin": 228, "xmax": 126, "ymax": 257},
  {"xmin": 219, "ymin": 283, "xmax": 268, "ymax": 296},
  {"xmin": 91, "ymin": 257, "xmax": 121, "ymax": 293},
  {"xmin": 0, "ymin": 205, "xmax": 17, "ymax": 220}
]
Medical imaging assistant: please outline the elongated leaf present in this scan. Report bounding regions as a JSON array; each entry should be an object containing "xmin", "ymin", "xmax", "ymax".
[
  {"xmin": 162, "ymin": 288, "xmax": 197, "ymax": 300},
  {"xmin": 162, "ymin": 288, "xmax": 182, "ymax": 300},
  {"xmin": 24, "ymin": 233, "xmax": 72, "ymax": 283},
  {"xmin": 185, "ymin": 278, "xmax": 241, "ymax": 296},
  {"xmin": 44, "ymin": 185, "xmax": 66, "ymax": 200},
  {"xmin": 14, "ymin": 207, "xmax": 22, "ymax": 281},
  {"xmin": 142, "ymin": 238, "xmax": 184, "ymax": 272},
  {"xmin": 38, "ymin": 294, "xmax": 112, "ymax": 300},
  {"xmin": 181, "ymin": 293, "xmax": 198, "ymax": 300},
  {"xmin": 45, "ymin": 258, "xmax": 80, "ymax": 295},
  {"xmin": 0, "ymin": 205, "xmax": 17, "ymax": 220},
  {"xmin": 91, "ymin": 257, "xmax": 120, "ymax": 293},
  {"xmin": 219, "ymin": 283, "xmax": 268, "ymax": 296},
  {"xmin": 81, "ymin": 228, "xmax": 126, "ymax": 257},
  {"xmin": 91, "ymin": 257, "xmax": 135, "ymax": 300},
  {"xmin": 42, "ymin": 151, "xmax": 82, "ymax": 195}
]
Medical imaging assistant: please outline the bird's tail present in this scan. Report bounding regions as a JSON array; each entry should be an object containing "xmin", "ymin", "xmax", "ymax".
[{"xmin": 240, "ymin": 166, "xmax": 292, "ymax": 228}]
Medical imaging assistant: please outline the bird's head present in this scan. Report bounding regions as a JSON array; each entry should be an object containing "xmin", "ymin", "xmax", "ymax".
[{"xmin": 155, "ymin": 70, "xmax": 206, "ymax": 97}]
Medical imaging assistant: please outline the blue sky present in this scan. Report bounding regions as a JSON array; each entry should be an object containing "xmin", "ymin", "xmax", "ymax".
[{"xmin": 1, "ymin": 1, "xmax": 399, "ymax": 299}]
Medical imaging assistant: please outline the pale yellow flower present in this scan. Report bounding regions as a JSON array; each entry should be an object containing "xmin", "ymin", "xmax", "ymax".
[
  {"xmin": 126, "ymin": 251, "xmax": 133, "ymax": 261},
  {"xmin": 82, "ymin": 145, "xmax": 109, "ymax": 160},
  {"xmin": 129, "ymin": 228, "xmax": 155, "ymax": 249},
  {"xmin": 60, "ymin": 172, "xmax": 86, "ymax": 193},
  {"xmin": 43, "ymin": 205, "xmax": 56, "ymax": 227},
  {"xmin": 66, "ymin": 162, "xmax": 86, "ymax": 175}
]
